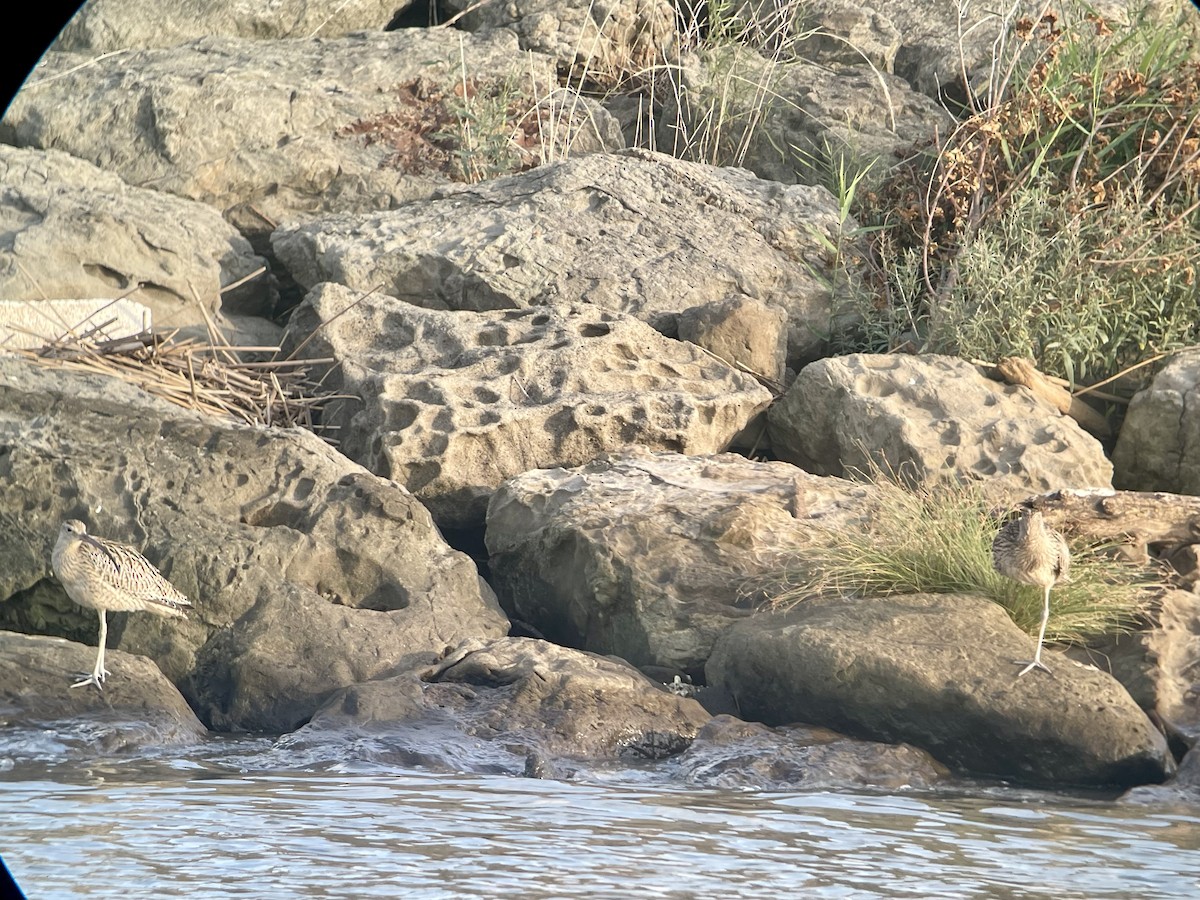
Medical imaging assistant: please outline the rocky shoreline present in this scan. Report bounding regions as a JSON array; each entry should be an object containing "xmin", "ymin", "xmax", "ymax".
[{"xmin": 1, "ymin": 0, "xmax": 1198, "ymax": 800}]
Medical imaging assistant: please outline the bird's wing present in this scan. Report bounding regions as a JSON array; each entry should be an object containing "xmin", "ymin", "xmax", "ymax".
[
  {"xmin": 82, "ymin": 537, "xmax": 190, "ymax": 608},
  {"xmin": 1054, "ymin": 532, "xmax": 1071, "ymax": 581}
]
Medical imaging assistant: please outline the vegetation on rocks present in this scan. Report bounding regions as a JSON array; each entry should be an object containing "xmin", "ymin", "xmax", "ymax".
[
  {"xmin": 765, "ymin": 468, "xmax": 1156, "ymax": 646},
  {"xmin": 832, "ymin": 6, "xmax": 1200, "ymax": 396}
]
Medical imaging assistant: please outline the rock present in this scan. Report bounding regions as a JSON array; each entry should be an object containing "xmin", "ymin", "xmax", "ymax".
[
  {"xmin": 282, "ymin": 636, "xmax": 712, "ymax": 774},
  {"xmin": 768, "ymin": 354, "xmax": 1114, "ymax": 502},
  {"xmin": 2, "ymin": 30, "xmax": 619, "ymax": 240},
  {"xmin": 707, "ymin": 594, "xmax": 1175, "ymax": 788},
  {"xmin": 884, "ymin": 0, "xmax": 1179, "ymax": 102},
  {"xmin": 446, "ymin": 0, "xmax": 678, "ymax": 83},
  {"xmin": 486, "ymin": 448, "xmax": 873, "ymax": 674},
  {"xmin": 0, "ymin": 356, "xmax": 508, "ymax": 733},
  {"xmin": 0, "ymin": 145, "xmax": 272, "ymax": 324},
  {"xmin": 1121, "ymin": 744, "xmax": 1200, "ymax": 805},
  {"xmin": 1112, "ymin": 350, "xmax": 1200, "ymax": 494},
  {"xmin": 657, "ymin": 46, "xmax": 952, "ymax": 186},
  {"xmin": 272, "ymin": 149, "xmax": 849, "ymax": 364},
  {"xmin": 0, "ymin": 298, "xmax": 152, "ymax": 350},
  {"xmin": 283, "ymin": 283, "xmax": 773, "ymax": 528},
  {"xmin": 54, "ymin": 0, "xmax": 408, "ymax": 51},
  {"xmin": 0, "ymin": 631, "xmax": 207, "ymax": 750},
  {"xmin": 677, "ymin": 295, "xmax": 788, "ymax": 385},
  {"xmin": 671, "ymin": 715, "xmax": 948, "ymax": 791},
  {"xmin": 1069, "ymin": 589, "xmax": 1200, "ymax": 745}
]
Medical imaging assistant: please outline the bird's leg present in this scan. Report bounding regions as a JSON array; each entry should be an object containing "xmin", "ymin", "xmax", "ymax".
[
  {"xmin": 70, "ymin": 610, "xmax": 108, "ymax": 691},
  {"xmin": 1015, "ymin": 585, "xmax": 1053, "ymax": 676}
]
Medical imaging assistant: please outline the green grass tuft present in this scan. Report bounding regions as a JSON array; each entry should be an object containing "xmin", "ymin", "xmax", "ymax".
[{"xmin": 765, "ymin": 471, "xmax": 1155, "ymax": 645}]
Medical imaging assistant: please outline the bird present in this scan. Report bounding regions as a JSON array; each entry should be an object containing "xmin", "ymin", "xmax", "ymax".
[
  {"xmin": 992, "ymin": 506, "xmax": 1071, "ymax": 676},
  {"xmin": 50, "ymin": 519, "xmax": 192, "ymax": 691}
]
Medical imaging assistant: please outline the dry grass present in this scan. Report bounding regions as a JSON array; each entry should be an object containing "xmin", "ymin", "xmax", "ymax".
[
  {"xmin": 763, "ymin": 469, "xmax": 1156, "ymax": 645},
  {"xmin": 9, "ymin": 299, "xmax": 345, "ymax": 439}
]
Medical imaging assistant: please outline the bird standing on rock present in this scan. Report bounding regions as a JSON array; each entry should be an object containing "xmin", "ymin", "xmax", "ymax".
[
  {"xmin": 51, "ymin": 519, "xmax": 192, "ymax": 691},
  {"xmin": 992, "ymin": 506, "xmax": 1071, "ymax": 676}
]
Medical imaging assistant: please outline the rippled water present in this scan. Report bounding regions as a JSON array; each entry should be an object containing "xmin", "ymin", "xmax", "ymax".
[{"xmin": 2, "ymin": 738, "xmax": 1198, "ymax": 899}]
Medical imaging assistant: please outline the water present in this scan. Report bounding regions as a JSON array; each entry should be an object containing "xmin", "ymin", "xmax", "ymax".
[{"xmin": 2, "ymin": 739, "xmax": 1198, "ymax": 899}]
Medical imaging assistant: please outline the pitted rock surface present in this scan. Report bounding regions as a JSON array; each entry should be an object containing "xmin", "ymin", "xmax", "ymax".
[
  {"xmin": 485, "ymin": 448, "xmax": 875, "ymax": 673},
  {"xmin": 0, "ymin": 356, "xmax": 507, "ymax": 733},
  {"xmin": 271, "ymin": 149, "xmax": 849, "ymax": 364},
  {"xmin": 4, "ymin": 30, "xmax": 619, "ymax": 236},
  {"xmin": 0, "ymin": 145, "xmax": 271, "ymax": 324},
  {"xmin": 767, "ymin": 353, "xmax": 1113, "ymax": 501},
  {"xmin": 1112, "ymin": 350, "xmax": 1200, "ymax": 494},
  {"xmin": 284, "ymin": 283, "xmax": 774, "ymax": 529}
]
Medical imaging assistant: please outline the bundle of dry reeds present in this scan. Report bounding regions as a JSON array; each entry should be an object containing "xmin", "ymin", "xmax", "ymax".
[{"xmin": 15, "ymin": 321, "xmax": 343, "ymax": 440}]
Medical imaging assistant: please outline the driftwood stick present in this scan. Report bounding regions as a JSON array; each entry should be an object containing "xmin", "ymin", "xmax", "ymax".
[
  {"xmin": 1022, "ymin": 488, "xmax": 1200, "ymax": 550},
  {"xmin": 991, "ymin": 357, "xmax": 1112, "ymax": 438}
]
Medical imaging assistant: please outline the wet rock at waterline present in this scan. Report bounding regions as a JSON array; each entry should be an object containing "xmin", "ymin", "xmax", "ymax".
[
  {"xmin": 0, "ymin": 631, "xmax": 207, "ymax": 749},
  {"xmin": 284, "ymin": 637, "xmax": 712, "ymax": 774},
  {"xmin": 486, "ymin": 448, "xmax": 873, "ymax": 674},
  {"xmin": 0, "ymin": 357, "xmax": 507, "ymax": 733},
  {"xmin": 672, "ymin": 716, "xmax": 948, "ymax": 792},
  {"xmin": 707, "ymin": 593, "xmax": 1175, "ymax": 788},
  {"xmin": 284, "ymin": 284, "xmax": 772, "ymax": 529},
  {"xmin": 271, "ymin": 149, "xmax": 848, "ymax": 364},
  {"xmin": 768, "ymin": 354, "xmax": 1114, "ymax": 502}
]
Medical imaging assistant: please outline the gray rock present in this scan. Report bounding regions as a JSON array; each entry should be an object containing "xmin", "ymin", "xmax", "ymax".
[
  {"xmin": 272, "ymin": 149, "xmax": 849, "ymax": 364},
  {"xmin": 768, "ymin": 353, "xmax": 1113, "ymax": 502},
  {"xmin": 486, "ymin": 448, "xmax": 873, "ymax": 673},
  {"xmin": 1112, "ymin": 350, "xmax": 1200, "ymax": 494},
  {"xmin": 283, "ymin": 283, "xmax": 773, "ymax": 528},
  {"xmin": 1069, "ymin": 589, "xmax": 1200, "ymax": 745},
  {"xmin": 283, "ymin": 636, "xmax": 712, "ymax": 773},
  {"xmin": 0, "ymin": 145, "xmax": 272, "ymax": 324},
  {"xmin": 0, "ymin": 631, "xmax": 207, "ymax": 750},
  {"xmin": 656, "ymin": 46, "xmax": 952, "ymax": 186},
  {"xmin": 706, "ymin": 594, "xmax": 1175, "ymax": 787},
  {"xmin": 3, "ymin": 30, "xmax": 619, "ymax": 238},
  {"xmin": 0, "ymin": 356, "xmax": 508, "ymax": 733},
  {"xmin": 672, "ymin": 715, "xmax": 948, "ymax": 791},
  {"xmin": 884, "ymin": 0, "xmax": 1179, "ymax": 101},
  {"xmin": 55, "ymin": 0, "xmax": 410, "ymax": 52},
  {"xmin": 677, "ymin": 295, "xmax": 788, "ymax": 385},
  {"xmin": 1121, "ymin": 744, "xmax": 1200, "ymax": 805},
  {"xmin": 446, "ymin": 0, "xmax": 679, "ymax": 83}
]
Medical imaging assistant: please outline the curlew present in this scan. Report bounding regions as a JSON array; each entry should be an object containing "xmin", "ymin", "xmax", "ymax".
[
  {"xmin": 992, "ymin": 506, "xmax": 1071, "ymax": 676},
  {"xmin": 51, "ymin": 519, "xmax": 192, "ymax": 691}
]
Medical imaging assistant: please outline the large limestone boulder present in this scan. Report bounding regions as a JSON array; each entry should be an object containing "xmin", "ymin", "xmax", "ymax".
[
  {"xmin": 2, "ymin": 30, "xmax": 620, "ymax": 239},
  {"xmin": 659, "ymin": 46, "xmax": 953, "ymax": 185},
  {"xmin": 272, "ymin": 150, "xmax": 850, "ymax": 364},
  {"xmin": 486, "ymin": 448, "xmax": 873, "ymax": 675},
  {"xmin": 768, "ymin": 354, "xmax": 1113, "ymax": 501},
  {"xmin": 283, "ymin": 283, "xmax": 773, "ymax": 529},
  {"xmin": 55, "ymin": 0, "xmax": 409, "ymax": 51},
  {"xmin": 0, "ymin": 356, "xmax": 508, "ymax": 733},
  {"xmin": 0, "ymin": 145, "xmax": 272, "ymax": 324},
  {"xmin": 1112, "ymin": 350, "xmax": 1200, "ymax": 494},
  {"xmin": 707, "ymin": 594, "xmax": 1175, "ymax": 788},
  {"xmin": 446, "ymin": 0, "xmax": 678, "ymax": 83},
  {"xmin": 283, "ymin": 637, "xmax": 712, "ymax": 775},
  {"xmin": 0, "ymin": 631, "xmax": 207, "ymax": 750}
]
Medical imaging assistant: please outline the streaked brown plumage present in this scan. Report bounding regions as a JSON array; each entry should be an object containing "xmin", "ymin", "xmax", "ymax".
[
  {"xmin": 51, "ymin": 519, "xmax": 191, "ymax": 690},
  {"xmin": 992, "ymin": 507, "xmax": 1070, "ymax": 676}
]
